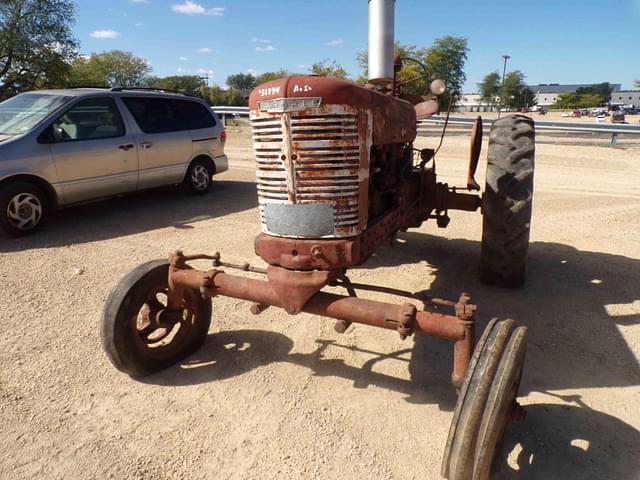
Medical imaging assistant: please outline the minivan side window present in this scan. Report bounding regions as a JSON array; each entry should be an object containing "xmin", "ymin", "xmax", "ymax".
[
  {"xmin": 172, "ymin": 100, "xmax": 216, "ymax": 130},
  {"xmin": 122, "ymin": 97, "xmax": 216, "ymax": 133},
  {"xmin": 122, "ymin": 97, "xmax": 184, "ymax": 134},
  {"xmin": 52, "ymin": 97, "xmax": 125, "ymax": 142}
]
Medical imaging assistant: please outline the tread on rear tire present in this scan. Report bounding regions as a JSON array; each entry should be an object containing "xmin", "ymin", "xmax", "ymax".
[{"xmin": 480, "ymin": 114, "xmax": 535, "ymax": 288}]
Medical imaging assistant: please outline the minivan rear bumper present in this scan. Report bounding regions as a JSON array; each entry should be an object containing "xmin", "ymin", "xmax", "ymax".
[{"xmin": 214, "ymin": 154, "xmax": 229, "ymax": 174}]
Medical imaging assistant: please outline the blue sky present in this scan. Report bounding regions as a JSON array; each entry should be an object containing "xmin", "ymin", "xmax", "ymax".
[{"xmin": 75, "ymin": 0, "xmax": 640, "ymax": 91}]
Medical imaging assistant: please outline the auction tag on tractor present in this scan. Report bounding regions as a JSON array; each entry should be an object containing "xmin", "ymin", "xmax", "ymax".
[{"xmin": 258, "ymin": 97, "xmax": 322, "ymax": 113}]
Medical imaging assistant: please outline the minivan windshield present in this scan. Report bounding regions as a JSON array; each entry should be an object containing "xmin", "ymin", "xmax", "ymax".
[{"xmin": 0, "ymin": 93, "xmax": 71, "ymax": 135}]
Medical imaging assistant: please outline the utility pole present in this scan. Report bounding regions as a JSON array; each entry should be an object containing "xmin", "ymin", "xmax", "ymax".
[
  {"xmin": 199, "ymin": 74, "xmax": 209, "ymax": 98},
  {"xmin": 498, "ymin": 54, "xmax": 510, "ymax": 119}
]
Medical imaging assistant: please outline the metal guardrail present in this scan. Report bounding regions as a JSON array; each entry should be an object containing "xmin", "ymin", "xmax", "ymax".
[
  {"xmin": 211, "ymin": 106, "xmax": 250, "ymax": 124},
  {"xmin": 421, "ymin": 116, "xmax": 640, "ymax": 146},
  {"xmin": 210, "ymin": 106, "xmax": 640, "ymax": 145}
]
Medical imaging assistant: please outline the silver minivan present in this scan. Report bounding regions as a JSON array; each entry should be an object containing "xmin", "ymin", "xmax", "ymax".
[{"xmin": 0, "ymin": 88, "xmax": 228, "ymax": 237}]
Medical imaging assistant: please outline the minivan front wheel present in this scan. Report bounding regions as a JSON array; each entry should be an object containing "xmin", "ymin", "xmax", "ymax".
[
  {"xmin": 184, "ymin": 158, "xmax": 213, "ymax": 194},
  {"xmin": 0, "ymin": 181, "xmax": 47, "ymax": 237}
]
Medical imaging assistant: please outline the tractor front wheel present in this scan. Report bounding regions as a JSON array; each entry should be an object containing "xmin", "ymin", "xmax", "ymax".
[
  {"xmin": 441, "ymin": 318, "xmax": 528, "ymax": 480},
  {"xmin": 101, "ymin": 260, "xmax": 212, "ymax": 377}
]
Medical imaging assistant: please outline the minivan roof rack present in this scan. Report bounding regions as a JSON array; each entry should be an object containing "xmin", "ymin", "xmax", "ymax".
[{"xmin": 109, "ymin": 87, "xmax": 194, "ymax": 97}]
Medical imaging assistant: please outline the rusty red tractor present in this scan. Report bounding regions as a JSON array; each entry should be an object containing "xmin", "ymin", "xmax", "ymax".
[{"xmin": 101, "ymin": 1, "xmax": 535, "ymax": 478}]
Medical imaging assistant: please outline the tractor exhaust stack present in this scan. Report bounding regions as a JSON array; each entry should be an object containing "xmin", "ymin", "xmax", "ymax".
[{"xmin": 368, "ymin": 0, "xmax": 395, "ymax": 86}]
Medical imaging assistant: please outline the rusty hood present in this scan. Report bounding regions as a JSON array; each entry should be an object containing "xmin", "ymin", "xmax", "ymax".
[{"xmin": 248, "ymin": 75, "xmax": 417, "ymax": 146}]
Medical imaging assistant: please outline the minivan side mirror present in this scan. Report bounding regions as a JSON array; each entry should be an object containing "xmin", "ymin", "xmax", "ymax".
[
  {"xmin": 52, "ymin": 126, "xmax": 65, "ymax": 142},
  {"xmin": 37, "ymin": 125, "xmax": 66, "ymax": 144}
]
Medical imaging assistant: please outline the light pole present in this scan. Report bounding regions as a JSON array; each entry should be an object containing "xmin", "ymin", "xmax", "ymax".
[{"xmin": 498, "ymin": 54, "xmax": 510, "ymax": 118}]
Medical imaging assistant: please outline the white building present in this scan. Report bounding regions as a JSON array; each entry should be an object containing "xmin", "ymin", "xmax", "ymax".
[
  {"xmin": 457, "ymin": 93, "xmax": 496, "ymax": 112},
  {"xmin": 458, "ymin": 83, "xmax": 629, "ymax": 111},
  {"xmin": 610, "ymin": 90, "xmax": 640, "ymax": 107}
]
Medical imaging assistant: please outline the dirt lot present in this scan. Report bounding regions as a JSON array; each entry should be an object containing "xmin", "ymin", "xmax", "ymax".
[{"xmin": 1, "ymin": 124, "xmax": 639, "ymax": 480}]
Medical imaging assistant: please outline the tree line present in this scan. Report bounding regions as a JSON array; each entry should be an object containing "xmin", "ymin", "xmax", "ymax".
[
  {"xmin": 3, "ymin": 0, "xmax": 637, "ymax": 110},
  {"xmin": 1, "ymin": 0, "xmax": 473, "ymax": 106},
  {"xmin": 478, "ymin": 69, "xmax": 617, "ymax": 110}
]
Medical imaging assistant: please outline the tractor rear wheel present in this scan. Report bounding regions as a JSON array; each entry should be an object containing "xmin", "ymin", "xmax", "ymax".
[{"xmin": 479, "ymin": 115, "xmax": 535, "ymax": 288}]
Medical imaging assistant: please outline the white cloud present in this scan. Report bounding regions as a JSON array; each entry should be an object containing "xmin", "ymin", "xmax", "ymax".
[
  {"xmin": 196, "ymin": 47, "xmax": 212, "ymax": 54},
  {"xmin": 90, "ymin": 30, "xmax": 121, "ymax": 39},
  {"xmin": 296, "ymin": 64, "xmax": 312, "ymax": 70},
  {"xmin": 326, "ymin": 38, "xmax": 344, "ymax": 47},
  {"xmin": 179, "ymin": 56, "xmax": 189, "ymax": 61},
  {"xmin": 171, "ymin": 1, "xmax": 224, "ymax": 16},
  {"xmin": 177, "ymin": 66, "xmax": 215, "ymax": 79},
  {"xmin": 247, "ymin": 68, "xmax": 260, "ymax": 76},
  {"xmin": 251, "ymin": 37, "xmax": 271, "ymax": 44},
  {"xmin": 134, "ymin": 22, "xmax": 144, "ymax": 27},
  {"xmin": 255, "ymin": 45, "xmax": 276, "ymax": 52}
]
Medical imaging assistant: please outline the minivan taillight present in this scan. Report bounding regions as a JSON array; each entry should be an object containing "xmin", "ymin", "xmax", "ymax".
[{"xmin": 220, "ymin": 130, "xmax": 226, "ymax": 143}]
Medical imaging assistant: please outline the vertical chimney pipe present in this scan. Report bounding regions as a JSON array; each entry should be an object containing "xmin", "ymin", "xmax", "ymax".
[{"xmin": 368, "ymin": 0, "xmax": 396, "ymax": 86}]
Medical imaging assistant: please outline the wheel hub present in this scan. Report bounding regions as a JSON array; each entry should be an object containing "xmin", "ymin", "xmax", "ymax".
[
  {"xmin": 134, "ymin": 284, "xmax": 198, "ymax": 351},
  {"xmin": 191, "ymin": 165, "xmax": 210, "ymax": 190},
  {"xmin": 7, "ymin": 193, "xmax": 42, "ymax": 230}
]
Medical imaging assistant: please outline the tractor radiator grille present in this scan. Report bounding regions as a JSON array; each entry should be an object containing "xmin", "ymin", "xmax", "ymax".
[{"xmin": 251, "ymin": 110, "xmax": 364, "ymax": 238}]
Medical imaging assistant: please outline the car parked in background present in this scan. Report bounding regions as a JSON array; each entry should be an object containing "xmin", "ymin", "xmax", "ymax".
[
  {"xmin": 611, "ymin": 112, "xmax": 626, "ymax": 124},
  {"xmin": 0, "ymin": 88, "xmax": 228, "ymax": 237}
]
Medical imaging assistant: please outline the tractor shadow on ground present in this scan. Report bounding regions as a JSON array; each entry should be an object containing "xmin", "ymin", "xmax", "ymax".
[
  {"xmin": 146, "ymin": 329, "xmax": 458, "ymax": 410},
  {"xmin": 145, "ymin": 330, "xmax": 295, "ymax": 386},
  {"xmin": 145, "ymin": 230, "xmax": 640, "ymax": 402},
  {"xmin": 144, "ymin": 232, "xmax": 639, "ymax": 479},
  {"xmin": 361, "ymin": 231, "xmax": 640, "ymax": 394},
  {"xmin": 0, "ymin": 178, "xmax": 258, "ymax": 253},
  {"xmin": 493, "ymin": 397, "xmax": 640, "ymax": 480},
  {"xmin": 366, "ymin": 232, "xmax": 640, "ymax": 479}
]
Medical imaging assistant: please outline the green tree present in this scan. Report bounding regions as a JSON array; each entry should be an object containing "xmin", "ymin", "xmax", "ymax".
[
  {"xmin": 202, "ymin": 85, "xmax": 227, "ymax": 105},
  {"xmin": 146, "ymin": 75, "xmax": 203, "ymax": 94},
  {"xmin": 554, "ymin": 92, "xmax": 605, "ymax": 109},
  {"xmin": 576, "ymin": 82, "xmax": 612, "ymax": 101},
  {"xmin": 478, "ymin": 71, "xmax": 501, "ymax": 108},
  {"xmin": 554, "ymin": 92, "xmax": 579, "ymax": 109},
  {"xmin": 226, "ymin": 73, "xmax": 257, "ymax": 92},
  {"xmin": 255, "ymin": 69, "xmax": 291, "ymax": 85},
  {"xmin": 357, "ymin": 37, "xmax": 469, "ymax": 107},
  {"xmin": 425, "ymin": 36, "xmax": 468, "ymax": 96},
  {"xmin": 311, "ymin": 59, "xmax": 348, "ymax": 79},
  {"xmin": 69, "ymin": 50, "xmax": 152, "ymax": 87},
  {"xmin": 551, "ymin": 83, "xmax": 613, "ymax": 109},
  {"xmin": 500, "ymin": 71, "xmax": 534, "ymax": 110},
  {"xmin": 201, "ymin": 86, "xmax": 248, "ymax": 106},
  {"xmin": 0, "ymin": 0, "xmax": 78, "ymax": 98},
  {"xmin": 635, "ymin": 80, "xmax": 640, "ymax": 89}
]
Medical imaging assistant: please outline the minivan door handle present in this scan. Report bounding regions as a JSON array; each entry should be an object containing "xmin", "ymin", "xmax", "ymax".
[
  {"xmin": 140, "ymin": 141, "xmax": 153, "ymax": 149},
  {"xmin": 118, "ymin": 143, "xmax": 134, "ymax": 151}
]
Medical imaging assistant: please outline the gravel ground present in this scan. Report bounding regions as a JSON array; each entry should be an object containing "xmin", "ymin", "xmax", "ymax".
[{"xmin": 1, "ymin": 123, "xmax": 639, "ymax": 480}]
